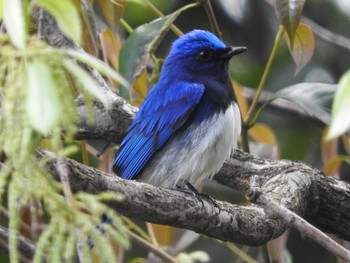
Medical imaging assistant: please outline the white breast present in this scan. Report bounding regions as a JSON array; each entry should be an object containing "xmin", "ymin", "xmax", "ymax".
[{"xmin": 140, "ymin": 103, "xmax": 241, "ymax": 188}]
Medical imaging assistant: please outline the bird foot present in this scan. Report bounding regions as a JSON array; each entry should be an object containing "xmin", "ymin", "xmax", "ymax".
[{"xmin": 175, "ymin": 182, "xmax": 221, "ymax": 213}]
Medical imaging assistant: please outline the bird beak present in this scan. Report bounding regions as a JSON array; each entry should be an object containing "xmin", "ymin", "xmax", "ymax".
[{"xmin": 219, "ymin": 46, "xmax": 247, "ymax": 59}]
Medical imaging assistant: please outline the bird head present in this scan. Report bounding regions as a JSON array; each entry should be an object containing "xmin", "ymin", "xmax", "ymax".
[{"xmin": 162, "ymin": 30, "xmax": 246, "ymax": 81}]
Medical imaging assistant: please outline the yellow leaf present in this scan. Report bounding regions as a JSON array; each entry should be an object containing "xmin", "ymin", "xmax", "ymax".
[
  {"xmin": 99, "ymin": 29, "xmax": 122, "ymax": 71},
  {"xmin": 78, "ymin": 0, "xmax": 98, "ymax": 56},
  {"xmin": 341, "ymin": 135, "xmax": 350, "ymax": 154},
  {"xmin": 320, "ymin": 127, "xmax": 338, "ymax": 164},
  {"xmin": 285, "ymin": 23, "xmax": 315, "ymax": 75},
  {"xmin": 232, "ymin": 81, "xmax": 249, "ymax": 119},
  {"xmin": 39, "ymin": 139, "xmax": 52, "ymax": 149},
  {"xmin": 151, "ymin": 224, "xmax": 174, "ymax": 246},
  {"xmin": 132, "ymin": 70, "xmax": 148, "ymax": 106},
  {"xmin": 323, "ymin": 156, "xmax": 343, "ymax": 176},
  {"xmin": 249, "ymin": 123, "xmax": 278, "ymax": 145}
]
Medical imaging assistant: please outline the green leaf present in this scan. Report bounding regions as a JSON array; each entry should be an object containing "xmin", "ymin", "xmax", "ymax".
[
  {"xmin": 62, "ymin": 59, "xmax": 110, "ymax": 108},
  {"xmin": 3, "ymin": 0, "xmax": 26, "ymax": 49},
  {"xmin": 26, "ymin": 60, "xmax": 61, "ymax": 135},
  {"xmin": 66, "ymin": 49, "xmax": 129, "ymax": 89},
  {"xmin": 271, "ymin": 83, "xmax": 337, "ymax": 125},
  {"xmin": 36, "ymin": 0, "xmax": 82, "ymax": 45},
  {"xmin": 119, "ymin": 7, "xmax": 187, "ymax": 85},
  {"xmin": 285, "ymin": 23, "xmax": 315, "ymax": 75},
  {"xmin": 327, "ymin": 71, "xmax": 350, "ymax": 140},
  {"xmin": 275, "ymin": 0, "xmax": 306, "ymax": 44}
]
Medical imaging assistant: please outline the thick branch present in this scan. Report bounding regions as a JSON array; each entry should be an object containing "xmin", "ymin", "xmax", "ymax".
[
  {"xmin": 216, "ymin": 152, "xmax": 350, "ymax": 240},
  {"xmin": 38, "ymin": 149, "xmax": 350, "ymax": 246},
  {"xmin": 38, "ymin": 150, "xmax": 285, "ymax": 246}
]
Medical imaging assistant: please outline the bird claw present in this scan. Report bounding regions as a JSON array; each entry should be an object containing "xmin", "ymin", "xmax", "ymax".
[{"xmin": 175, "ymin": 182, "xmax": 221, "ymax": 214}]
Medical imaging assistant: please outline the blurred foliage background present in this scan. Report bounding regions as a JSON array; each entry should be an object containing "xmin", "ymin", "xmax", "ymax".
[{"xmin": 0, "ymin": 0, "xmax": 350, "ymax": 262}]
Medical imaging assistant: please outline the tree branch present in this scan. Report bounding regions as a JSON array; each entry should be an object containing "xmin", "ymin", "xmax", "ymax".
[
  {"xmin": 37, "ymin": 149, "xmax": 350, "ymax": 246},
  {"xmin": 246, "ymin": 188, "xmax": 350, "ymax": 261},
  {"xmin": 215, "ymin": 153, "xmax": 350, "ymax": 241}
]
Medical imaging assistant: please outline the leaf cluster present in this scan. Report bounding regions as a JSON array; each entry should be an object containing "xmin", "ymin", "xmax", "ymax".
[{"xmin": 0, "ymin": 1, "xmax": 130, "ymax": 262}]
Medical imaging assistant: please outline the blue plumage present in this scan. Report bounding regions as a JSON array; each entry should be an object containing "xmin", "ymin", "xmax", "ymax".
[
  {"xmin": 114, "ymin": 81, "xmax": 204, "ymax": 179},
  {"xmin": 113, "ymin": 30, "xmax": 246, "ymax": 187}
]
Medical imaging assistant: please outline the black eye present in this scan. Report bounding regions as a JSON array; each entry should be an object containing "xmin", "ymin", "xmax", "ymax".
[{"xmin": 197, "ymin": 49, "xmax": 213, "ymax": 61}]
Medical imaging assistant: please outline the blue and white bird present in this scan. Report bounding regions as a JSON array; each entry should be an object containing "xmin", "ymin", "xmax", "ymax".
[{"xmin": 113, "ymin": 30, "xmax": 246, "ymax": 188}]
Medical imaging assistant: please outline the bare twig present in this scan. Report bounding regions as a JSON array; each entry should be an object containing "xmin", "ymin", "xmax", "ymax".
[
  {"xmin": 247, "ymin": 188, "xmax": 350, "ymax": 262},
  {"xmin": 127, "ymin": 230, "xmax": 177, "ymax": 263},
  {"xmin": 221, "ymin": 242, "xmax": 257, "ymax": 263},
  {"xmin": 37, "ymin": 8, "xmax": 44, "ymax": 41},
  {"xmin": 198, "ymin": 0, "xmax": 222, "ymax": 37},
  {"xmin": 143, "ymin": 0, "xmax": 184, "ymax": 36},
  {"xmin": 57, "ymin": 157, "xmax": 73, "ymax": 205},
  {"xmin": 0, "ymin": 226, "xmax": 36, "ymax": 262},
  {"xmin": 57, "ymin": 157, "xmax": 84, "ymax": 263}
]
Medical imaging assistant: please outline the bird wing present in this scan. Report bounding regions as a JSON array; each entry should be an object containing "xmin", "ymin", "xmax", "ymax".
[{"xmin": 113, "ymin": 81, "xmax": 205, "ymax": 180}]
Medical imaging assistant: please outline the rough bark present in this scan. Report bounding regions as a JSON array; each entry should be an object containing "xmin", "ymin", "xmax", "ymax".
[{"xmin": 37, "ymin": 148, "xmax": 350, "ymax": 246}]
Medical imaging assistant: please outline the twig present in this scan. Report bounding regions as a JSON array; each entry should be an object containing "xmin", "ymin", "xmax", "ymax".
[
  {"xmin": 222, "ymin": 242, "xmax": 257, "ymax": 263},
  {"xmin": 261, "ymin": 244, "xmax": 271, "ymax": 263},
  {"xmin": 0, "ymin": 206, "xmax": 32, "ymax": 234},
  {"xmin": 247, "ymin": 188, "xmax": 350, "ymax": 262},
  {"xmin": 199, "ymin": 0, "xmax": 221, "ymax": 37},
  {"xmin": 127, "ymin": 229, "xmax": 177, "ymax": 263},
  {"xmin": 146, "ymin": 223, "xmax": 159, "ymax": 246},
  {"xmin": 244, "ymin": 26, "xmax": 284, "ymax": 126},
  {"xmin": 0, "ymin": 237, "xmax": 31, "ymax": 263},
  {"xmin": 123, "ymin": 217, "xmax": 151, "ymax": 241},
  {"xmin": 120, "ymin": 18, "xmax": 133, "ymax": 34},
  {"xmin": 240, "ymin": 27, "xmax": 285, "ymax": 262},
  {"xmin": 37, "ymin": 8, "xmax": 44, "ymax": 41},
  {"xmin": 56, "ymin": 157, "xmax": 84, "ymax": 262},
  {"xmin": 0, "ymin": 226, "xmax": 36, "ymax": 262},
  {"xmin": 56, "ymin": 157, "xmax": 73, "ymax": 205},
  {"xmin": 29, "ymin": 199, "xmax": 41, "ymax": 241},
  {"xmin": 143, "ymin": 0, "xmax": 183, "ymax": 36}
]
